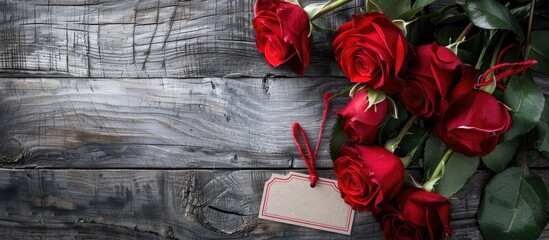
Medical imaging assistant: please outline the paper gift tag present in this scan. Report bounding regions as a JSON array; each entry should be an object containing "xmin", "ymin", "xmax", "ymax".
[{"xmin": 258, "ymin": 172, "xmax": 355, "ymax": 235}]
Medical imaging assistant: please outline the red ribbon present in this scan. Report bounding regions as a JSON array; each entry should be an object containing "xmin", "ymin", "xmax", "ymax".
[
  {"xmin": 292, "ymin": 92, "xmax": 332, "ymax": 187},
  {"xmin": 476, "ymin": 43, "xmax": 537, "ymax": 89}
]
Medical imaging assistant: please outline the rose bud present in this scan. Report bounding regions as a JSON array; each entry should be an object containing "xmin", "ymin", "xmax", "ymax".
[
  {"xmin": 333, "ymin": 145, "xmax": 404, "ymax": 213},
  {"xmin": 434, "ymin": 89, "xmax": 511, "ymax": 157},
  {"xmin": 375, "ymin": 188, "xmax": 452, "ymax": 240},
  {"xmin": 336, "ymin": 89, "xmax": 388, "ymax": 144},
  {"xmin": 399, "ymin": 42, "xmax": 477, "ymax": 118},
  {"xmin": 252, "ymin": 0, "xmax": 310, "ymax": 75},
  {"xmin": 332, "ymin": 13, "xmax": 408, "ymax": 93}
]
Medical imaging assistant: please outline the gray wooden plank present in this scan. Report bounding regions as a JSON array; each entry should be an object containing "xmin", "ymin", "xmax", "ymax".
[
  {"xmin": 0, "ymin": 0, "xmax": 359, "ymax": 78},
  {"xmin": 0, "ymin": 169, "xmax": 546, "ymax": 239},
  {"xmin": 0, "ymin": 77, "xmax": 350, "ymax": 168},
  {"xmin": 1, "ymin": 77, "xmax": 548, "ymax": 169}
]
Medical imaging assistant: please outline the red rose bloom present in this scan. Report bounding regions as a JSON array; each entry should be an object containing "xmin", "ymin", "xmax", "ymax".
[
  {"xmin": 399, "ymin": 43, "xmax": 477, "ymax": 118},
  {"xmin": 336, "ymin": 90, "xmax": 388, "ymax": 144},
  {"xmin": 434, "ymin": 90, "xmax": 512, "ymax": 156},
  {"xmin": 333, "ymin": 145, "xmax": 404, "ymax": 212},
  {"xmin": 253, "ymin": 0, "xmax": 310, "ymax": 75},
  {"xmin": 332, "ymin": 13, "xmax": 408, "ymax": 93},
  {"xmin": 375, "ymin": 188, "xmax": 452, "ymax": 240}
]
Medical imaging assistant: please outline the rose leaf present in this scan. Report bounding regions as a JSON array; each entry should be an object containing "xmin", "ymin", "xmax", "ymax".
[
  {"xmin": 433, "ymin": 153, "xmax": 480, "ymax": 198},
  {"xmin": 369, "ymin": 0, "xmax": 411, "ymax": 20},
  {"xmin": 478, "ymin": 166, "xmax": 549, "ymax": 240},
  {"xmin": 502, "ymin": 74, "xmax": 545, "ymax": 141},
  {"xmin": 538, "ymin": 94, "xmax": 549, "ymax": 123},
  {"xmin": 536, "ymin": 122, "xmax": 549, "ymax": 156},
  {"xmin": 394, "ymin": 124, "xmax": 429, "ymax": 163},
  {"xmin": 528, "ymin": 30, "xmax": 549, "ymax": 75},
  {"xmin": 463, "ymin": 0, "xmax": 524, "ymax": 37},
  {"xmin": 481, "ymin": 138, "xmax": 519, "ymax": 173},
  {"xmin": 329, "ymin": 116, "xmax": 349, "ymax": 161},
  {"xmin": 375, "ymin": 101, "xmax": 409, "ymax": 144},
  {"xmin": 423, "ymin": 134, "xmax": 448, "ymax": 177},
  {"xmin": 411, "ymin": 0, "xmax": 436, "ymax": 9}
]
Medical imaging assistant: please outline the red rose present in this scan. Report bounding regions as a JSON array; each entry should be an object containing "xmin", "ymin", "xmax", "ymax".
[
  {"xmin": 253, "ymin": 0, "xmax": 310, "ymax": 75},
  {"xmin": 332, "ymin": 13, "xmax": 408, "ymax": 93},
  {"xmin": 399, "ymin": 43, "xmax": 477, "ymax": 118},
  {"xmin": 336, "ymin": 90, "xmax": 388, "ymax": 144},
  {"xmin": 375, "ymin": 188, "xmax": 452, "ymax": 240},
  {"xmin": 434, "ymin": 90, "xmax": 511, "ymax": 156},
  {"xmin": 333, "ymin": 145, "xmax": 404, "ymax": 212}
]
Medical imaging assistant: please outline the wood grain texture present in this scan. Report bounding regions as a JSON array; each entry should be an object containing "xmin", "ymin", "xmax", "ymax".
[
  {"xmin": 0, "ymin": 0, "xmax": 360, "ymax": 78},
  {"xmin": 1, "ymin": 169, "xmax": 547, "ymax": 240},
  {"xmin": 0, "ymin": 77, "xmax": 548, "ymax": 169},
  {"xmin": 0, "ymin": 0, "xmax": 548, "ymax": 238},
  {"xmin": 0, "ymin": 77, "xmax": 352, "ymax": 168}
]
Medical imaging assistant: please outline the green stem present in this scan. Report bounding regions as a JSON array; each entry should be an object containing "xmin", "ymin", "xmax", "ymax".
[
  {"xmin": 474, "ymin": 46, "xmax": 488, "ymax": 70},
  {"xmin": 328, "ymin": 86, "xmax": 353, "ymax": 102},
  {"xmin": 384, "ymin": 115, "xmax": 417, "ymax": 153},
  {"xmin": 429, "ymin": 148, "xmax": 453, "ymax": 180},
  {"xmin": 491, "ymin": 32, "xmax": 509, "ymax": 67},
  {"xmin": 311, "ymin": 0, "xmax": 353, "ymax": 20},
  {"xmin": 524, "ymin": 0, "xmax": 536, "ymax": 60},
  {"xmin": 415, "ymin": 3, "xmax": 461, "ymax": 21},
  {"xmin": 456, "ymin": 23, "xmax": 474, "ymax": 43},
  {"xmin": 476, "ymin": 31, "xmax": 508, "ymax": 70}
]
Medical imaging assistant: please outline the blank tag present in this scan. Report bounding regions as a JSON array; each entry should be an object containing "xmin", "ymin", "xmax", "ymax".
[{"xmin": 258, "ymin": 172, "xmax": 355, "ymax": 235}]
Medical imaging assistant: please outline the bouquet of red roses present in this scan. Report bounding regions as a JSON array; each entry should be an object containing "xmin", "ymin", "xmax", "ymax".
[{"xmin": 253, "ymin": 0, "xmax": 549, "ymax": 239}]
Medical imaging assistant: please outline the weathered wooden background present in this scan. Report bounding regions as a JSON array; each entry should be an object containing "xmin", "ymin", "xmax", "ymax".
[{"xmin": 0, "ymin": 0, "xmax": 547, "ymax": 239}]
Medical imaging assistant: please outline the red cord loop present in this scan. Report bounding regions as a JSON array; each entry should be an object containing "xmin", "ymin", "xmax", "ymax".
[
  {"xmin": 476, "ymin": 43, "xmax": 537, "ymax": 89},
  {"xmin": 292, "ymin": 92, "xmax": 332, "ymax": 187},
  {"xmin": 477, "ymin": 60, "xmax": 537, "ymax": 88}
]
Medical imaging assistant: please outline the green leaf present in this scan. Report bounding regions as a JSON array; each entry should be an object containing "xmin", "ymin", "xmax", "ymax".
[
  {"xmin": 529, "ymin": 30, "xmax": 549, "ymax": 75},
  {"xmin": 375, "ymin": 101, "xmax": 409, "ymax": 144},
  {"xmin": 369, "ymin": 0, "xmax": 411, "ymax": 20},
  {"xmin": 536, "ymin": 121, "xmax": 549, "ymax": 153},
  {"xmin": 412, "ymin": 0, "xmax": 435, "ymax": 8},
  {"xmin": 303, "ymin": 1, "xmax": 330, "ymax": 20},
  {"xmin": 434, "ymin": 153, "xmax": 480, "ymax": 198},
  {"xmin": 539, "ymin": 94, "xmax": 549, "ymax": 122},
  {"xmin": 481, "ymin": 139, "xmax": 519, "ymax": 173},
  {"xmin": 463, "ymin": 0, "xmax": 524, "ymax": 37},
  {"xmin": 478, "ymin": 166, "xmax": 549, "ymax": 240},
  {"xmin": 394, "ymin": 125, "xmax": 429, "ymax": 162},
  {"xmin": 365, "ymin": 0, "xmax": 382, "ymax": 13},
  {"xmin": 502, "ymin": 74, "xmax": 545, "ymax": 141},
  {"xmin": 536, "ymin": 95, "xmax": 549, "ymax": 158},
  {"xmin": 423, "ymin": 134, "xmax": 448, "ymax": 176},
  {"xmin": 435, "ymin": 24, "xmax": 462, "ymax": 46},
  {"xmin": 329, "ymin": 116, "xmax": 349, "ymax": 161},
  {"xmin": 395, "ymin": 0, "xmax": 435, "ymax": 20},
  {"xmin": 399, "ymin": 8, "xmax": 422, "ymax": 21},
  {"xmin": 510, "ymin": 3, "xmax": 531, "ymax": 19}
]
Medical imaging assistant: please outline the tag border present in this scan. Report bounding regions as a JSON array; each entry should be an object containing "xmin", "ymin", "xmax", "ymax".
[{"xmin": 259, "ymin": 172, "xmax": 354, "ymax": 235}]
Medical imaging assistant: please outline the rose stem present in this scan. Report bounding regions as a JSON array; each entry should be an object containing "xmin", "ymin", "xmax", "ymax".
[
  {"xmin": 430, "ymin": 148, "xmax": 453, "ymax": 181},
  {"xmin": 384, "ymin": 115, "xmax": 417, "ymax": 154},
  {"xmin": 311, "ymin": 0, "xmax": 353, "ymax": 21},
  {"xmin": 328, "ymin": 85, "xmax": 354, "ymax": 102},
  {"xmin": 524, "ymin": 0, "xmax": 536, "ymax": 60},
  {"xmin": 455, "ymin": 22, "xmax": 474, "ymax": 43}
]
